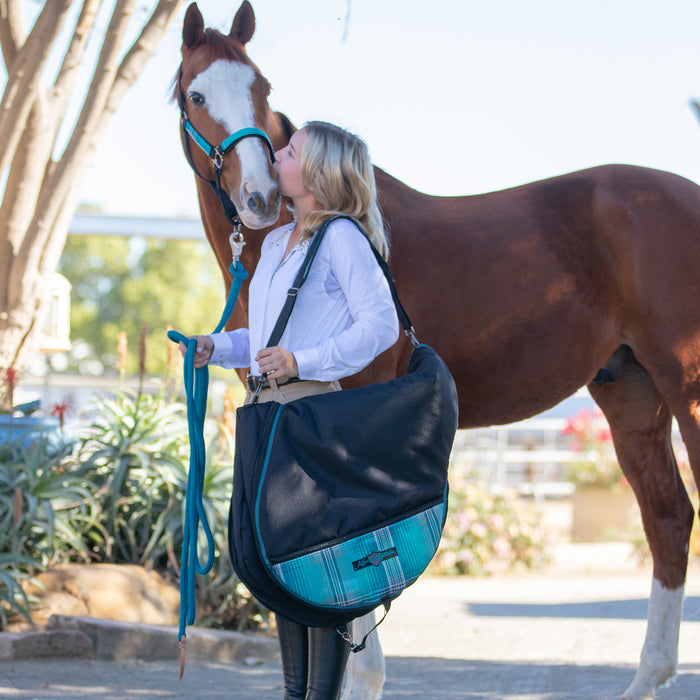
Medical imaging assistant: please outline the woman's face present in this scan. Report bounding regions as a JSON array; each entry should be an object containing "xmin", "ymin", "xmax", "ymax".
[{"xmin": 273, "ymin": 129, "xmax": 310, "ymax": 201}]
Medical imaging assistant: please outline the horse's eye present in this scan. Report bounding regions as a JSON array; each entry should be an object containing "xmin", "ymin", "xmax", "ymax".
[{"xmin": 189, "ymin": 92, "xmax": 205, "ymax": 106}]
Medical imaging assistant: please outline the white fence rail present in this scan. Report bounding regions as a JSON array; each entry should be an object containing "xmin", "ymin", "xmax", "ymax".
[
  {"xmin": 450, "ymin": 419, "xmax": 576, "ymax": 498},
  {"xmin": 451, "ymin": 417, "xmax": 687, "ymax": 500}
]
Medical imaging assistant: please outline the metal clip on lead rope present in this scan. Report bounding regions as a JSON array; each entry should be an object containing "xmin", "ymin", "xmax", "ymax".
[{"xmin": 229, "ymin": 225, "xmax": 245, "ymax": 263}]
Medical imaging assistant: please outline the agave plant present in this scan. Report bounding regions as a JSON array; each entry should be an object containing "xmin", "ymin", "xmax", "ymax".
[
  {"xmin": 0, "ymin": 552, "xmax": 41, "ymax": 628},
  {"xmin": 0, "ymin": 431, "xmax": 96, "ymax": 627},
  {"xmin": 0, "ymin": 386, "xmax": 267, "ymax": 632},
  {"xmin": 76, "ymin": 390, "xmax": 191, "ymax": 567},
  {"xmin": 0, "ymin": 433, "xmax": 96, "ymax": 566},
  {"xmin": 76, "ymin": 388, "xmax": 268, "ymax": 630}
]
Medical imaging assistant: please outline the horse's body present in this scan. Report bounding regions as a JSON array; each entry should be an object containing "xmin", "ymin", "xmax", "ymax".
[{"xmin": 178, "ymin": 3, "xmax": 700, "ymax": 698}]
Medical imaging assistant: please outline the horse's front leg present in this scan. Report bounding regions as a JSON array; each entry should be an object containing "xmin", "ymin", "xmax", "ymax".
[
  {"xmin": 590, "ymin": 363, "xmax": 694, "ymax": 700},
  {"xmin": 340, "ymin": 611, "xmax": 386, "ymax": 700}
]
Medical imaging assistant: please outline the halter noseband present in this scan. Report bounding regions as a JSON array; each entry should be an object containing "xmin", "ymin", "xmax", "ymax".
[{"xmin": 177, "ymin": 66, "xmax": 276, "ymax": 233}]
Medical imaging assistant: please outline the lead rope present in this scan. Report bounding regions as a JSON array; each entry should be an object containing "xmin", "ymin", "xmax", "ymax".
[{"xmin": 167, "ymin": 233, "xmax": 248, "ymax": 680}]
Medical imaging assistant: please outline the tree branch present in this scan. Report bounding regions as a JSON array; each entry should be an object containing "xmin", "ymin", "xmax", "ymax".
[
  {"xmin": 16, "ymin": 0, "xmax": 186, "ymax": 300},
  {"xmin": 11, "ymin": 0, "xmax": 135, "ymax": 293},
  {"xmin": 1, "ymin": 0, "xmax": 188, "ymax": 370},
  {"xmin": 0, "ymin": 1, "xmax": 72, "ymax": 180},
  {"xmin": 0, "ymin": 0, "xmax": 25, "ymax": 69},
  {"xmin": 50, "ymin": 0, "xmax": 101, "ymax": 112}
]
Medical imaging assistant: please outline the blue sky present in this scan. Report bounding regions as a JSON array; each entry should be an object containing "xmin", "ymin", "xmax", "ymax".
[{"xmin": 78, "ymin": 0, "xmax": 700, "ymax": 218}]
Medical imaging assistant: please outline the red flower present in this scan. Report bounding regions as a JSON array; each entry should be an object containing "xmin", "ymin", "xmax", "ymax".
[{"xmin": 51, "ymin": 400, "xmax": 73, "ymax": 429}]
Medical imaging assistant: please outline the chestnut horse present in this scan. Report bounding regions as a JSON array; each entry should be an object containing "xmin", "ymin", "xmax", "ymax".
[{"xmin": 177, "ymin": 3, "xmax": 700, "ymax": 698}]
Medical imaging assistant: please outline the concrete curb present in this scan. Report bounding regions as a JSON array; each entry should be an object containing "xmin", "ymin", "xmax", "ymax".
[
  {"xmin": 0, "ymin": 628, "xmax": 95, "ymax": 660},
  {"xmin": 0, "ymin": 615, "xmax": 279, "ymax": 664}
]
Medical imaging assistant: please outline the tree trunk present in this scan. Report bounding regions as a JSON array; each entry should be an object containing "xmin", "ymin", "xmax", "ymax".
[{"xmin": 0, "ymin": 0, "xmax": 185, "ymax": 406}]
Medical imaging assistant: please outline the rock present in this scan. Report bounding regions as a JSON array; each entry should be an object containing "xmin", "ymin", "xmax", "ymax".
[{"xmin": 24, "ymin": 564, "xmax": 180, "ymax": 626}]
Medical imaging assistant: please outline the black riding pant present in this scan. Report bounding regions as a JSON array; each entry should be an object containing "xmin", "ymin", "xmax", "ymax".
[{"xmin": 276, "ymin": 614, "xmax": 350, "ymax": 700}]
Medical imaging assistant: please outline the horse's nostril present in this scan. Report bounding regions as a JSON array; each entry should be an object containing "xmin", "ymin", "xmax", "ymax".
[{"xmin": 247, "ymin": 192, "xmax": 265, "ymax": 213}]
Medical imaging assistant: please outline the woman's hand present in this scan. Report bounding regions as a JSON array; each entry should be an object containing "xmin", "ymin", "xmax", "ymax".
[
  {"xmin": 255, "ymin": 346, "xmax": 299, "ymax": 381},
  {"xmin": 178, "ymin": 335, "xmax": 214, "ymax": 368}
]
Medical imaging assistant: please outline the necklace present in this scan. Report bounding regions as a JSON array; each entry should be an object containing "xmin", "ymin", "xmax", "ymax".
[{"xmin": 272, "ymin": 220, "xmax": 297, "ymax": 247}]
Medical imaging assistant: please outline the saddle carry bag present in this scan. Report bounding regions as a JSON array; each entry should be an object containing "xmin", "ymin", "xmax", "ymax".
[{"xmin": 228, "ymin": 215, "xmax": 459, "ymax": 637}]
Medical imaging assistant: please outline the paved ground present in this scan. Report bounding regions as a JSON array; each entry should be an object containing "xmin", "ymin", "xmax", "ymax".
[{"xmin": 3, "ymin": 543, "xmax": 700, "ymax": 699}]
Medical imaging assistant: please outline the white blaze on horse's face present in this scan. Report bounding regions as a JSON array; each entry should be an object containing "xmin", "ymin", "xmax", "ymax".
[{"xmin": 189, "ymin": 58, "xmax": 279, "ymax": 229}]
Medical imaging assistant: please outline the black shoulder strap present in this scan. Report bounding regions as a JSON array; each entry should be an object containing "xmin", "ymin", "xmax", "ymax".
[{"xmin": 265, "ymin": 215, "xmax": 414, "ymax": 348}]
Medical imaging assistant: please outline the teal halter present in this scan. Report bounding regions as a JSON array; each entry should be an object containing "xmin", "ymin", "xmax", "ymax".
[
  {"xmin": 182, "ymin": 119, "xmax": 274, "ymax": 171},
  {"xmin": 177, "ymin": 66, "xmax": 275, "ymax": 228}
]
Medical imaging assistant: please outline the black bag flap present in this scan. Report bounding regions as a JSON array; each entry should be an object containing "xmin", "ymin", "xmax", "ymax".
[{"xmin": 238, "ymin": 344, "xmax": 458, "ymax": 562}]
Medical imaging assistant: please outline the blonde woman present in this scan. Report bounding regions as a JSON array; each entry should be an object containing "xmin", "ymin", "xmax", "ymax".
[{"xmin": 182, "ymin": 121, "xmax": 399, "ymax": 699}]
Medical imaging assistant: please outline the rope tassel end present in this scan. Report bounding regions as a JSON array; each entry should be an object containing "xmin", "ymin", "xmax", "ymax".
[{"xmin": 178, "ymin": 635, "xmax": 186, "ymax": 681}]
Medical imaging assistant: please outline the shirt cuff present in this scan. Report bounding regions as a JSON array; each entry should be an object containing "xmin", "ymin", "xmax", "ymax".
[
  {"xmin": 209, "ymin": 333, "xmax": 234, "ymax": 366},
  {"xmin": 293, "ymin": 347, "xmax": 321, "ymax": 381}
]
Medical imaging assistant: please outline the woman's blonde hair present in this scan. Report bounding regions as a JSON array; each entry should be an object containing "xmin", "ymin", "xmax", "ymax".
[{"xmin": 297, "ymin": 121, "xmax": 389, "ymax": 259}]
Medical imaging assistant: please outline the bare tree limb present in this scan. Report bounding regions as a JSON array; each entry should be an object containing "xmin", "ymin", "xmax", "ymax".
[
  {"xmin": 40, "ymin": 0, "xmax": 186, "ymax": 280},
  {"xmin": 40, "ymin": 0, "xmax": 186, "ymax": 279},
  {"xmin": 0, "ymin": 0, "xmax": 25, "ymax": 69},
  {"xmin": 0, "ymin": 1, "xmax": 73, "ymax": 179},
  {"xmin": 0, "ymin": 0, "xmax": 187, "ymax": 370},
  {"xmin": 12, "ymin": 0, "xmax": 136, "ymax": 296},
  {"xmin": 691, "ymin": 100, "xmax": 700, "ymax": 124},
  {"xmin": 50, "ymin": 0, "xmax": 101, "ymax": 111}
]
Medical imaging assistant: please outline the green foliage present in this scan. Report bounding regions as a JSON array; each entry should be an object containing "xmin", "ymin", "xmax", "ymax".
[
  {"xmin": 0, "ymin": 435, "xmax": 96, "ymax": 566},
  {"xmin": 58, "ymin": 234, "xmax": 226, "ymax": 375},
  {"xmin": 0, "ymin": 391, "xmax": 266, "ymax": 632},
  {"xmin": 431, "ymin": 471, "xmax": 549, "ymax": 576},
  {"xmin": 75, "ymin": 389, "xmax": 266, "ymax": 631},
  {"xmin": 0, "ymin": 433, "xmax": 97, "ymax": 627},
  {"xmin": 76, "ymin": 390, "xmax": 190, "ymax": 567},
  {"xmin": 0, "ymin": 553, "xmax": 39, "ymax": 629}
]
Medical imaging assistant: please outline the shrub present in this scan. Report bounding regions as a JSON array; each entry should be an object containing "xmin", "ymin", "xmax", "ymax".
[
  {"xmin": 75, "ymin": 389, "xmax": 267, "ymax": 631},
  {"xmin": 431, "ymin": 472, "xmax": 549, "ymax": 576},
  {"xmin": 561, "ymin": 408, "xmax": 626, "ymax": 491},
  {"xmin": 0, "ymin": 432, "xmax": 96, "ymax": 627},
  {"xmin": 76, "ymin": 390, "xmax": 191, "ymax": 567}
]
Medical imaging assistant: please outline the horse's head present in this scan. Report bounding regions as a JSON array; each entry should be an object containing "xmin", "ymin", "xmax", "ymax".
[{"xmin": 178, "ymin": 1, "xmax": 280, "ymax": 230}]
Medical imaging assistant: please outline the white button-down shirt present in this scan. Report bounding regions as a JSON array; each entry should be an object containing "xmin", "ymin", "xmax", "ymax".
[{"xmin": 208, "ymin": 218, "xmax": 400, "ymax": 381}]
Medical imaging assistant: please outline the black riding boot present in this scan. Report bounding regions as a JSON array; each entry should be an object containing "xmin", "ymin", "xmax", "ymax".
[{"xmin": 277, "ymin": 615, "xmax": 350, "ymax": 700}]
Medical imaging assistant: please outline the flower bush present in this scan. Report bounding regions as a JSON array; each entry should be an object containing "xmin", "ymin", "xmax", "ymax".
[
  {"xmin": 431, "ymin": 471, "xmax": 549, "ymax": 576},
  {"xmin": 561, "ymin": 408, "xmax": 627, "ymax": 490}
]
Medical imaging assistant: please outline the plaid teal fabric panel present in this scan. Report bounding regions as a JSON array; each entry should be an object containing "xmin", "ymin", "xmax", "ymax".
[{"xmin": 271, "ymin": 501, "xmax": 446, "ymax": 608}]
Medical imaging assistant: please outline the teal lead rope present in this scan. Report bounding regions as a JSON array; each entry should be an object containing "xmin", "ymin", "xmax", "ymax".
[{"xmin": 167, "ymin": 253, "xmax": 248, "ymax": 679}]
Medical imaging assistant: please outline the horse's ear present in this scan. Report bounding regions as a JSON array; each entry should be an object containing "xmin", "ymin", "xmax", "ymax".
[
  {"xmin": 230, "ymin": 1, "xmax": 255, "ymax": 46},
  {"xmin": 183, "ymin": 3, "xmax": 204, "ymax": 49}
]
